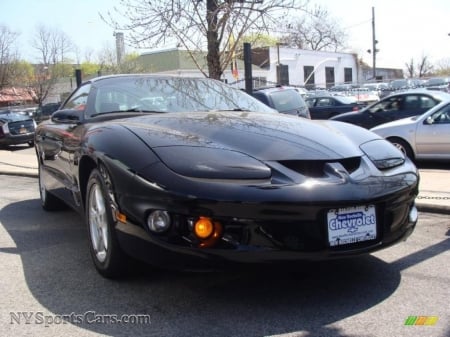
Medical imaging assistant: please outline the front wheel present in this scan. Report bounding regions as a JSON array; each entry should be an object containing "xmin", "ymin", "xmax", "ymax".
[
  {"xmin": 86, "ymin": 168, "xmax": 128, "ymax": 278},
  {"xmin": 388, "ymin": 137, "xmax": 414, "ymax": 161}
]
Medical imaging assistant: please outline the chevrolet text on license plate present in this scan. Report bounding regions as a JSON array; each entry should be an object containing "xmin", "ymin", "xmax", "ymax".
[{"xmin": 327, "ymin": 205, "xmax": 377, "ymax": 246}]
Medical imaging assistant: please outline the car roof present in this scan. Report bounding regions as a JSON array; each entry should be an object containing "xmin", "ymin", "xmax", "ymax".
[
  {"xmin": 86, "ymin": 74, "xmax": 221, "ymax": 85},
  {"xmin": 253, "ymin": 86, "xmax": 299, "ymax": 93},
  {"xmin": 386, "ymin": 88, "xmax": 450, "ymax": 99}
]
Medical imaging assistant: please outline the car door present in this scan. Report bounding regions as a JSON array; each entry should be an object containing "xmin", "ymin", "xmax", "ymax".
[
  {"xmin": 362, "ymin": 96, "xmax": 402, "ymax": 128},
  {"xmin": 36, "ymin": 83, "xmax": 91, "ymax": 206},
  {"xmin": 310, "ymin": 97, "xmax": 334, "ymax": 119},
  {"xmin": 414, "ymin": 104, "xmax": 450, "ymax": 159}
]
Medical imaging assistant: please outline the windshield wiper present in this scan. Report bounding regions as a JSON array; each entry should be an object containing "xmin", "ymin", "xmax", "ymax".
[
  {"xmin": 90, "ymin": 109, "xmax": 164, "ymax": 117},
  {"xmin": 212, "ymin": 108, "xmax": 251, "ymax": 112},
  {"xmin": 123, "ymin": 108, "xmax": 165, "ymax": 113}
]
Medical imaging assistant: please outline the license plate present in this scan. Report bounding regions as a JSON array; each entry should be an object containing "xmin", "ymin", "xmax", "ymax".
[
  {"xmin": 327, "ymin": 205, "xmax": 377, "ymax": 247},
  {"xmin": 19, "ymin": 127, "xmax": 27, "ymax": 134}
]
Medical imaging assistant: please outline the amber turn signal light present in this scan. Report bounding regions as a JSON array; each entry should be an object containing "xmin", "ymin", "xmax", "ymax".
[
  {"xmin": 194, "ymin": 216, "xmax": 223, "ymax": 248},
  {"xmin": 194, "ymin": 217, "xmax": 214, "ymax": 239}
]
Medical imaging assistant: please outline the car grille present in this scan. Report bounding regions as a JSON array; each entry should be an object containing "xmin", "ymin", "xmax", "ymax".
[
  {"xmin": 7, "ymin": 120, "xmax": 35, "ymax": 135},
  {"xmin": 279, "ymin": 157, "xmax": 361, "ymax": 178}
]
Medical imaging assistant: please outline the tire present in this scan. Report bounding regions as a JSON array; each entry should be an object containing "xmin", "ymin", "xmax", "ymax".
[
  {"xmin": 388, "ymin": 138, "xmax": 414, "ymax": 161},
  {"xmin": 28, "ymin": 141, "xmax": 35, "ymax": 147},
  {"xmin": 86, "ymin": 168, "xmax": 128, "ymax": 278},
  {"xmin": 38, "ymin": 162, "xmax": 66, "ymax": 211}
]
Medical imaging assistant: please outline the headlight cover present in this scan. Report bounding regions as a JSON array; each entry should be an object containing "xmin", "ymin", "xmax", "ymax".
[
  {"xmin": 153, "ymin": 146, "xmax": 271, "ymax": 179},
  {"xmin": 360, "ymin": 139, "xmax": 405, "ymax": 170}
]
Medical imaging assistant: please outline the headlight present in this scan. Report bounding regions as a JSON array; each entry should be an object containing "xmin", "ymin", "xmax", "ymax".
[
  {"xmin": 147, "ymin": 210, "xmax": 171, "ymax": 233},
  {"xmin": 360, "ymin": 139, "xmax": 405, "ymax": 170},
  {"xmin": 153, "ymin": 146, "xmax": 271, "ymax": 179}
]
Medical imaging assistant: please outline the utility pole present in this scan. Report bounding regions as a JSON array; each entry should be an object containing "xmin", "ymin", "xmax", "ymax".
[{"xmin": 371, "ymin": 7, "xmax": 377, "ymax": 80}]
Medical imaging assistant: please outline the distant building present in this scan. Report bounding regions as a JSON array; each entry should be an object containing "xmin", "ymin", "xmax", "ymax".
[
  {"xmin": 260, "ymin": 46, "xmax": 402, "ymax": 88},
  {"xmin": 0, "ymin": 87, "xmax": 35, "ymax": 107},
  {"xmin": 138, "ymin": 46, "xmax": 403, "ymax": 89},
  {"xmin": 138, "ymin": 47, "xmax": 266, "ymax": 88}
]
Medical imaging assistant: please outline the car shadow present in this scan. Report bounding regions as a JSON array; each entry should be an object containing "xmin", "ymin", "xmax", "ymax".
[
  {"xmin": 0, "ymin": 198, "xmax": 447, "ymax": 337},
  {"xmin": 416, "ymin": 160, "xmax": 449, "ymax": 170}
]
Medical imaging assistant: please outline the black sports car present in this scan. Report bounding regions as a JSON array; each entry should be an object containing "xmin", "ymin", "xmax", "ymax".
[{"xmin": 35, "ymin": 75, "xmax": 419, "ymax": 278}]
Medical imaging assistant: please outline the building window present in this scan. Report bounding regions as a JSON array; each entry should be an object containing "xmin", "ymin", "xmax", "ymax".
[
  {"xmin": 304, "ymin": 66, "xmax": 314, "ymax": 89},
  {"xmin": 344, "ymin": 68, "xmax": 353, "ymax": 83},
  {"xmin": 325, "ymin": 67, "xmax": 335, "ymax": 88}
]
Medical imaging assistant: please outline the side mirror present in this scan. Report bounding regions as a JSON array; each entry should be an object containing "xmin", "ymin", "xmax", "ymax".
[
  {"xmin": 51, "ymin": 109, "xmax": 81, "ymax": 123},
  {"xmin": 425, "ymin": 116, "xmax": 434, "ymax": 125}
]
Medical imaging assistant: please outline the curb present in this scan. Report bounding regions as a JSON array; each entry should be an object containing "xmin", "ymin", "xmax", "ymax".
[{"xmin": 416, "ymin": 204, "xmax": 450, "ymax": 215}]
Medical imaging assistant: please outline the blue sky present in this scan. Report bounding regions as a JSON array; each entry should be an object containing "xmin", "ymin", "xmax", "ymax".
[{"xmin": 2, "ymin": 0, "xmax": 450, "ymax": 69}]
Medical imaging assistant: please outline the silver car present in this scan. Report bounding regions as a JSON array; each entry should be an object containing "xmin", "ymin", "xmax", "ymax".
[{"xmin": 371, "ymin": 101, "xmax": 450, "ymax": 160}]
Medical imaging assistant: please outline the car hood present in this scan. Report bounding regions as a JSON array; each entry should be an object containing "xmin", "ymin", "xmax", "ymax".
[
  {"xmin": 370, "ymin": 116, "xmax": 417, "ymax": 132},
  {"xmin": 330, "ymin": 110, "xmax": 362, "ymax": 120},
  {"xmin": 118, "ymin": 111, "xmax": 376, "ymax": 161}
]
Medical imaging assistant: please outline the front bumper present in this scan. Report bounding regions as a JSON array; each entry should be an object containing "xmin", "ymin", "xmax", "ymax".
[
  {"xmin": 114, "ymin": 187, "xmax": 418, "ymax": 270},
  {"xmin": 102, "ymin": 152, "xmax": 419, "ymax": 270},
  {"xmin": 0, "ymin": 133, "xmax": 34, "ymax": 146}
]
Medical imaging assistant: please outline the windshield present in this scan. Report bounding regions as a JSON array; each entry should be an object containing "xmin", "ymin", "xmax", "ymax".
[
  {"xmin": 270, "ymin": 90, "xmax": 308, "ymax": 112},
  {"xmin": 0, "ymin": 112, "xmax": 31, "ymax": 122},
  {"xmin": 89, "ymin": 76, "xmax": 275, "ymax": 117}
]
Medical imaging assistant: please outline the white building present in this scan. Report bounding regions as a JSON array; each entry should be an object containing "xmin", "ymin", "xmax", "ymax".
[{"xmin": 267, "ymin": 46, "xmax": 360, "ymax": 88}]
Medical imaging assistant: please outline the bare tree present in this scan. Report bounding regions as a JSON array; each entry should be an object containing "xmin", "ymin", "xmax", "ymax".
[
  {"xmin": 29, "ymin": 25, "xmax": 75, "ymax": 105},
  {"xmin": 0, "ymin": 25, "xmax": 20, "ymax": 89},
  {"xmin": 101, "ymin": 0, "xmax": 307, "ymax": 79},
  {"xmin": 405, "ymin": 58, "xmax": 414, "ymax": 78},
  {"xmin": 32, "ymin": 25, "xmax": 74, "ymax": 65},
  {"xmin": 417, "ymin": 55, "xmax": 433, "ymax": 78},
  {"xmin": 280, "ymin": 5, "xmax": 348, "ymax": 51},
  {"xmin": 96, "ymin": 44, "xmax": 144, "ymax": 76},
  {"xmin": 405, "ymin": 55, "xmax": 433, "ymax": 78},
  {"xmin": 434, "ymin": 57, "xmax": 450, "ymax": 76}
]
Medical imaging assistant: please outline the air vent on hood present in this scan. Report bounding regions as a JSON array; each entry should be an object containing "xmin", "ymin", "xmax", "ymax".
[{"xmin": 279, "ymin": 157, "xmax": 361, "ymax": 178}]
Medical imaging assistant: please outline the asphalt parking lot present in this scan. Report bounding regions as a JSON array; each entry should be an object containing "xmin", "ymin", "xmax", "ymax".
[{"xmin": 0, "ymin": 173, "xmax": 449, "ymax": 337}]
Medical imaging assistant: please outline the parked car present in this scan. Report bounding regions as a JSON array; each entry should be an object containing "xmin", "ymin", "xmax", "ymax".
[
  {"xmin": 305, "ymin": 95, "xmax": 361, "ymax": 119},
  {"xmin": 329, "ymin": 83, "xmax": 358, "ymax": 92},
  {"xmin": 380, "ymin": 78, "xmax": 423, "ymax": 98},
  {"xmin": 11, "ymin": 107, "xmax": 38, "ymax": 118},
  {"xmin": 371, "ymin": 101, "xmax": 450, "ymax": 161},
  {"xmin": 0, "ymin": 110, "xmax": 36, "ymax": 147},
  {"xmin": 362, "ymin": 82, "xmax": 390, "ymax": 99},
  {"xmin": 35, "ymin": 74, "xmax": 418, "ymax": 278},
  {"xmin": 330, "ymin": 89, "xmax": 450, "ymax": 129},
  {"xmin": 424, "ymin": 77, "xmax": 450, "ymax": 93},
  {"xmin": 252, "ymin": 86, "xmax": 311, "ymax": 118},
  {"xmin": 363, "ymin": 82, "xmax": 389, "ymax": 92},
  {"xmin": 347, "ymin": 87, "xmax": 380, "ymax": 105}
]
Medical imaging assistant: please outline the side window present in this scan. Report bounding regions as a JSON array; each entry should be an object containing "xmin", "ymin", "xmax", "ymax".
[
  {"xmin": 389, "ymin": 97, "xmax": 403, "ymax": 111},
  {"xmin": 63, "ymin": 83, "xmax": 91, "ymax": 111},
  {"xmin": 368, "ymin": 96, "xmax": 401, "ymax": 113},
  {"xmin": 317, "ymin": 98, "xmax": 331, "ymax": 106},
  {"xmin": 421, "ymin": 96, "xmax": 438, "ymax": 109},
  {"xmin": 404, "ymin": 95, "xmax": 421, "ymax": 111},
  {"xmin": 430, "ymin": 104, "xmax": 450, "ymax": 124}
]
